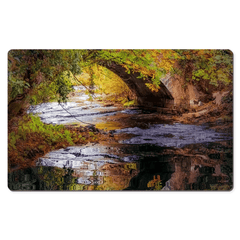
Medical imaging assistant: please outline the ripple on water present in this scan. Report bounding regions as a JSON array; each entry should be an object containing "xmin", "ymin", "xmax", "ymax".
[
  {"xmin": 36, "ymin": 144, "xmax": 140, "ymax": 187},
  {"xmin": 37, "ymin": 145, "xmax": 122, "ymax": 169},
  {"xmin": 115, "ymin": 123, "xmax": 232, "ymax": 147},
  {"xmin": 28, "ymin": 101, "xmax": 119, "ymax": 125}
]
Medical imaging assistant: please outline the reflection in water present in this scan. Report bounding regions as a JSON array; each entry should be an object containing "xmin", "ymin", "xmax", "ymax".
[
  {"xmin": 13, "ymin": 86, "xmax": 232, "ymax": 191},
  {"xmin": 8, "ymin": 164, "xmax": 138, "ymax": 191},
  {"xmin": 125, "ymin": 142, "xmax": 232, "ymax": 191},
  {"xmin": 34, "ymin": 145, "xmax": 139, "ymax": 189},
  {"xmin": 8, "ymin": 141, "xmax": 233, "ymax": 191}
]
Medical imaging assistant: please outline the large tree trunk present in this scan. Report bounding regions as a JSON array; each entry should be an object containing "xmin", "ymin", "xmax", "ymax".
[{"xmin": 8, "ymin": 96, "xmax": 29, "ymax": 120}]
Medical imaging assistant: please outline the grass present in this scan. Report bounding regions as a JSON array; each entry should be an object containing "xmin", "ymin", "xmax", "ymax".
[{"xmin": 8, "ymin": 114, "xmax": 110, "ymax": 171}]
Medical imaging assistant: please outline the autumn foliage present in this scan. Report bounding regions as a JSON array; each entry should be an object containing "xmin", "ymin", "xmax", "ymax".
[
  {"xmin": 8, "ymin": 114, "xmax": 112, "ymax": 171},
  {"xmin": 8, "ymin": 49, "xmax": 233, "ymax": 172}
]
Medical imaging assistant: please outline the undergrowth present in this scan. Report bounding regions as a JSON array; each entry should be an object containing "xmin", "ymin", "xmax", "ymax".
[{"xmin": 8, "ymin": 115, "xmax": 103, "ymax": 171}]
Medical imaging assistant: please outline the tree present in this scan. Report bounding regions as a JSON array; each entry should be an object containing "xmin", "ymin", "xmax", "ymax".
[
  {"xmin": 172, "ymin": 49, "xmax": 233, "ymax": 87},
  {"xmin": 8, "ymin": 49, "xmax": 233, "ymax": 120},
  {"xmin": 8, "ymin": 50, "xmax": 82, "ymax": 119},
  {"xmin": 8, "ymin": 49, "xmax": 175, "ymax": 119}
]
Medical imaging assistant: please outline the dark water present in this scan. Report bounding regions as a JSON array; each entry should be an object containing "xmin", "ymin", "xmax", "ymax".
[
  {"xmin": 9, "ymin": 86, "xmax": 233, "ymax": 191},
  {"xmin": 8, "ymin": 141, "xmax": 233, "ymax": 191}
]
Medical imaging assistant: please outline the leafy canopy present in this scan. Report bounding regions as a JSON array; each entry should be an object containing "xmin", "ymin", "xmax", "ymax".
[
  {"xmin": 80, "ymin": 49, "xmax": 177, "ymax": 87},
  {"xmin": 172, "ymin": 49, "xmax": 233, "ymax": 86},
  {"xmin": 8, "ymin": 50, "xmax": 83, "ymax": 105},
  {"xmin": 8, "ymin": 49, "xmax": 233, "ymax": 116}
]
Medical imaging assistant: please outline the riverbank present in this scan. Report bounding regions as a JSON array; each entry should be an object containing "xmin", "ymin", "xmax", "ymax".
[
  {"xmin": 8, "ymin": 114, "xmax": 116, "ymax": 172},
  {"xmin": 93, "ymin": 101, "xmax": 233, "ymax": 134},
  {"xmin": 8, "ymin": 84, "xmax": 233, "ymax": 191},
  {"xmin": 8, "ymin": 85, "xmax": 233, "ymax": 172}
]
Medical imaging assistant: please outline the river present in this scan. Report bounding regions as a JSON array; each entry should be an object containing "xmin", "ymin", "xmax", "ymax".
[{"xmin": 8, "ymin": 86, "xmax": 233, "ymax": 191}]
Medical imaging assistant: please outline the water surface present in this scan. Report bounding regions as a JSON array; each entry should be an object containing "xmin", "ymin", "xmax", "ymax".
[{"xmin": 10, "ymin": 86, "xmax": 233, "ymax": 191}]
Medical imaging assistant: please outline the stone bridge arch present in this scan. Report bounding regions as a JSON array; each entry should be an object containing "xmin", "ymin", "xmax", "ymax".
[{"xmin": 104, "ymin": 62, "xmax": 174, "ymax": 108}]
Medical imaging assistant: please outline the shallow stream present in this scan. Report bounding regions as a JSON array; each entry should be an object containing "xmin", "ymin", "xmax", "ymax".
[{"xmin": 9, "ymin": 86, "xmax": 233, "ymax": 190}]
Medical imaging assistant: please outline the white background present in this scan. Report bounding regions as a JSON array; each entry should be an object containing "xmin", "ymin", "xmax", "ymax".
[{"xmin": 1, "ymin": 1, "xmax": 239, "ymax": 240}]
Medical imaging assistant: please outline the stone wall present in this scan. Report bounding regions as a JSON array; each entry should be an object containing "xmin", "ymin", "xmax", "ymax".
[
  {"xmin": 161, "ymin": 73, "xmax": 202, "ymax": 107},
  {"xmin": 104, "ymin": 61, "xmax": 205, "ymax": 108}
]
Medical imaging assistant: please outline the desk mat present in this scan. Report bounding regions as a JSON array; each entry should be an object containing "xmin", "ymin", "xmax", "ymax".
[{"xmin": 8, "ymin": 49, "xmax": 233, "ymax": 191}]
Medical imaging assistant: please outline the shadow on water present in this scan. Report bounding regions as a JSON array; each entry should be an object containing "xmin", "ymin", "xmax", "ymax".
[
  {"xmin": 8, "ymin": 140, "xmax": 233, "ymax": 191},
  {"xmin": 8, "ymin": 166, "xmax": 77, "ymax": 191},
  {"xmin": 125, "ymin": 142, "xmax": 233, "ymax": 191}
]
